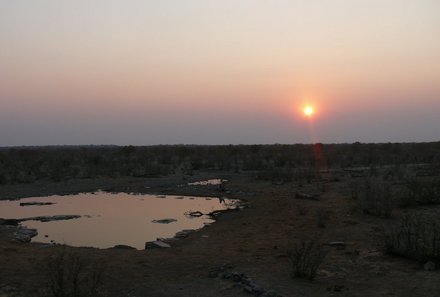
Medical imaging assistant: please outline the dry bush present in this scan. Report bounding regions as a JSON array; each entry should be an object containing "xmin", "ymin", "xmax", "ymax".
[
  {"xmin": 41, "ymin": 249, "xmax": 106, "ymax": 297},
  {"xmin": 397, "ymin": 178, "xmax": 440, "ymax": 207},
  {"xmin": 385, "ymin": 214, "xmax": 440, "ymax": 264},
  {"xmin": 357, "ymin": 179, "xmax": 393, "ymax": 218},
  {"xmin": 349, "ymin": 180, "xmax": 360, "ymax": 200},
  {"xmin": 296, "ymin": 204, "xmax": 308, "ymax": 216},
  {"xmin": 288, "ymin": 239, "xmax": 328, "ymax": 280},
  {"xmin": 316, "ymin": 208, "xmax": 329, "ymax": 228}
]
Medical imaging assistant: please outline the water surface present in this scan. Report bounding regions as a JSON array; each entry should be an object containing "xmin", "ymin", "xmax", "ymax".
[{"xmin": 0, "ymin": 192, "xmax": 237, "ymax": 249}]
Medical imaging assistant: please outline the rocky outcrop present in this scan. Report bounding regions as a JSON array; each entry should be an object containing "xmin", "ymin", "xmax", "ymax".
[{"xmin": 208, "ymin": 265, "xmax": 283, "ymax": 297}]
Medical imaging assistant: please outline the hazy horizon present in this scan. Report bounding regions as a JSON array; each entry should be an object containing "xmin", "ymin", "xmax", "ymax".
[{"xmin": 1, "ymin": 1, "xmax": 439, "ymax": 146}]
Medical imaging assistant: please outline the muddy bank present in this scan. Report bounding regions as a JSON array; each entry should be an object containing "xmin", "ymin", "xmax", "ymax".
[{"xmin": 0, "ymin": 172, "xmax": 243, "ymax": 201}]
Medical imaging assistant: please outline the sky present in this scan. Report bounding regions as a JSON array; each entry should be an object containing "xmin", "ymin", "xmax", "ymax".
[{"xmin": 1, "ymin": 0, "xmax": 439, "ymax": 146}]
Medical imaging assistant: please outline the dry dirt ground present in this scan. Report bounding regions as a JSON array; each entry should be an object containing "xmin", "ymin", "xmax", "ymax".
[{"xmin": 0, "ymin": 172, "xmax": 439, "ymax": 297}]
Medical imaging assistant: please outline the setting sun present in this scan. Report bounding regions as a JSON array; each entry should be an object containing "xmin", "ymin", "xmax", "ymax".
[{"xmin": 303, "ymin": 106, "xmax": 314, "ymax": 117}]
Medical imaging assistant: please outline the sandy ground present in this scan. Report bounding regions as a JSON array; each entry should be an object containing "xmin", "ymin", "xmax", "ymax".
[{"xmin": 0, "ymin": 172, "xmax": 439, "ymax": 297}]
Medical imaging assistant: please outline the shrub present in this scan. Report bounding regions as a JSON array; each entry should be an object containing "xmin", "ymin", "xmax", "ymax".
[
  {"xmin": 296, "ymin": 204, "xmax": 308, "ymax": 216},
  {"xmin": 385, "ymin": 214, "xmax": 440, "ymax": 264},
  {"xmin": 288, "ymin": 239, "xmax": 327, "ymax": 280},
  {"xmin": 316, "ymin": 208, "xmax": 328, "ymax": 228},
  {"xmin": 398, "ymin": 178, "xmax": 440, "ymax": 207},
  {"xmin": 42, "ymin": 250, "xmax": 106, "ymax": 297},
  {"xmin": 357, "ymin": 179, "xmax": 393, "ymax": 218}
]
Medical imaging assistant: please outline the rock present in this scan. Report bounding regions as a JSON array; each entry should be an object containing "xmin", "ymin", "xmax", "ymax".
[
  {"xmin": 329, "ymin": 241, "xmax": 347, "ymax": 247},
  {"xmin": 208, "ymin": 210, "xmax": 225, "ymax": 218},
  {"xmin": 261, "ymin": 291, "xmax": 278, "ymax": 297},
  {"xmin": 17, "ymin": 228, "xmax": 38, "ymax": 237},
  {"xmin": 145, "ymin": 240, "xmax": 171, "ymax": 249},
  {"xmin": 174, "ymin": 229, "xmax": 195, "ymax": 238},
  {"xmin": 15, "ymin": 228, "xmax": 38, "ymax": 242},
  {"xmin": 112, "ymin": 244, "xmax": 136, "ymax": 250},
  {"xmin": 214, "ymin": 266, "xmax": 280, "ymax": 297},
  {"xmin": 243, "ymin": 285, "xmax": 254, "ymax": 293},
  {"xmin": 272, "ymin": 180, "xmax": 285, "ymax": 186},
  {"xmin": 232, "ymin": 271, "xmax": 244, "ymax": 282},
  {"xmin": 19, "ymin": 202, "xmax": 55, "ymax": 206},
  {"xmin": 21, "ymin": 215, "xmax": 81, "ymax": 222},
  {"xmin": 0, "ymin": 285, "xmax": 17, "ymax": 294},
  {"xmin": 156, "ymin": 195, "xmax": 166, "ymax": 198},
  {"xmin": 156, "ymin": 237, "xmax": 177, "ymax": 244},
  {"xmin": 251, "ymin": 285, "xmax": 264, "ymax": 296},
  {"xmin": 424, "ymin": 261, "xmax": 436, "ymax": 271},
  {"xmin": 151, "ymin": 218, "xmax": 177, "ymax": 224},
  {"xmin": 343, "ymin": 219, "xmax": 359, "ymax": 225},
  {"xmin": 295, "ymin": 192, "xmax": 320, "ymax": 200},
  {"xmin": 208, "ymin": 268, "xmax": 220, "ymax": 278},
  {"xmin": 0, "ymin": 219, "xmax": 19, "ymax": 226},
  {"xmin": 185, "ymin": 211, "xmax": 204, "ymax": 218}
]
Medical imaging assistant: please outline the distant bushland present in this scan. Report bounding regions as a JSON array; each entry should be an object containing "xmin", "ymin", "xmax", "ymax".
[{"xmin": 0, "ymin": 142, "xmax": 439, "ymax": 185}]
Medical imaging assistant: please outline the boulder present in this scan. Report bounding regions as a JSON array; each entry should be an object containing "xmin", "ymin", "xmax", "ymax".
[
  {"xmin": 151, "ymin": 218, "xmax": 177, "ymax": 224},
  {"xmin": 145, "ymin": 240, "xmax": 171, "ymax": 249},
  {"xmin": 295, "ymin": 192, "xmax": 320, "ymax": 201},
  {"xmin": 15, "ymin": 228, "xmax": 38, "ymax": 242},
  {"xmin": 424, "ymin": 261, "xmax": 436, "ymax": 271},
  {"xmin": 328, "ymin": 241, "xmax": 347, "ymax": 247},
  {"xmin": 174, "ymin": 229, "xmax": 195, "ymax": 238},
  {"xmin": 185, "ymin": 211, "xmax": 204, "ymax": 218}
]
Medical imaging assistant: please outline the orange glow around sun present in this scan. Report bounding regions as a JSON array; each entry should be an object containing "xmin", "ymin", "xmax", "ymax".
[{"xmin": 303, "ymin": 105, "xmax": 314, "ymax": 117}]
